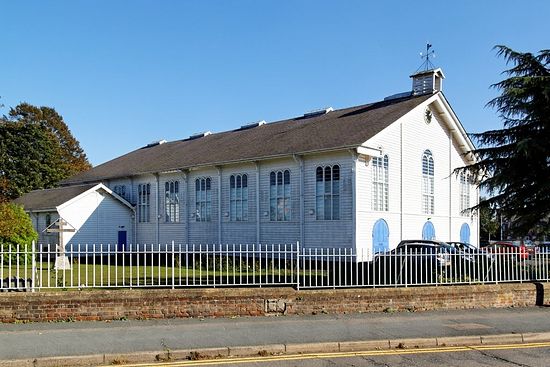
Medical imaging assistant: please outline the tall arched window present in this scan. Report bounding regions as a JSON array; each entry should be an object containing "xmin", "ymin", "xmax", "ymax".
[
  {"xmin": 372, "ymin": 155, "xmax": 389, "ymax": 211},
  {"xmin": 270, "ymin": 170, "xmax": 291, "ymax": 221},
  {"xmin": 114, "ymin": 185, "xmax": 126, "ymax": 199},
  {"xmin": 315, "ymin": 165, "xmax": 340, "ymax": 220},
  {"xmin": 138, "ymin": 183, "xmax": 151, "ymax": 223},
  {"xmin": 230, "ymin": 174, "xmax": 248, "ymax": 221},
  {"xmin": 459, "ymin": 172, "xmax": 470, "ymax": 215},
  {"xmin": 195, "ymin": 178, "xmax": 212, "ymax": 222},
  {"xmin": 422, "ymin": 150, "xmax": 434, "ymax": 214},
  {"xmin": 165, "ymin": 180, "xmax": 180, "ymax": 223}
]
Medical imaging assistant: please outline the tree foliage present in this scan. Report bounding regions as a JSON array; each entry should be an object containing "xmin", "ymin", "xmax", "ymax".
[
  {"xmin": 7, "ymin": 103, "xmax": 91, "ymax": 174},
  {"xmin": 0, "ymin": 122, "xmax": 66, "ymax": 200},
  {"xmin": 464, "ymin": 46, "xmax": 550, "ymax": 235},
  {"xmin": 0, "ymin": 103, "xmax": 91, "ymax": 201},
  {"xmin": 0, "ymin": 202, "xmax": 37, "ymax": 264},
  {"xmin": 479, "ymin": 200, "xmax": 499, "ymax": 243}
]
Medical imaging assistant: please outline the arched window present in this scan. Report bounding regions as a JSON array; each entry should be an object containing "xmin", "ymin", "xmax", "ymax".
[
  {"xmin": 315, "ymin": 165, "xmax": 340, "ymax": 220},
  {"xmin": 372, "ymin": 219, "xmax": 389, "ymax": 254},
  {"xmin": 270, "ymin": 170, "xmax": 291, "ymax": 221},
  {"xmin": 114, "ymin": 185, "xmax": 126, "ymax": 199},
  {"xmin": 165, "ymin": 180, "xmax": 180, "ymax": 222},
  {"xmin": 460, "ymin": 223, "xmax": 471, "ymax": 244},
  {"xmin": 195, "ymin": 178, "xmax": 212, "ymax": 222},
  {"xmin": 459, "ymin": 172, "xmax": 470, "ymax": 215},
  {"xmin": 422, "ymin": 221, "xmax": 436, "ymax": 240},
  {"xmin": 422, "ymin": 150, "xmax": 434, "ymax": 214},
  {"xmin": 372, "ymin": 155, "xmax": 389, "ymax": 211},
  {"xmin": 138, "ymin": 183, "xmax": 151, "ymax": 223},
  {"xmin": 230, "ymin": 174, "xmax": 248, "ymax": 221}
]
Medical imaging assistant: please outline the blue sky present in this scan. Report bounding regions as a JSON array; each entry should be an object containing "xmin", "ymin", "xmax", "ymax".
[{"xmin": 1, "ymin": 1, "xmax": 548, "ymax": 166}]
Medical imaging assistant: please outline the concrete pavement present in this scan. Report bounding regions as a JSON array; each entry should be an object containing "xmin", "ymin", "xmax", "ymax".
[{"xmin": 1, "ymin": 307, "xmax": 550, "ymax": 366}]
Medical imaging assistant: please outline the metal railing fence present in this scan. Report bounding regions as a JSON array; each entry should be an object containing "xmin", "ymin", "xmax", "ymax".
[{"xmin": 1, "ymin": 242, "xmax": 549, "ymax": 291}]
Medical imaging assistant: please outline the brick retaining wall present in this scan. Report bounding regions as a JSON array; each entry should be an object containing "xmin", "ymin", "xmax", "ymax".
[{"xmin": 1, "ymin": 283, "xmax": 548, "ymax": 323}]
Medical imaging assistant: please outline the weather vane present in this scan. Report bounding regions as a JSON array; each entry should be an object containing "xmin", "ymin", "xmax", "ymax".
[{"xmin": 417, "ymin": 42, "xmax": 436, "ymax": 72}]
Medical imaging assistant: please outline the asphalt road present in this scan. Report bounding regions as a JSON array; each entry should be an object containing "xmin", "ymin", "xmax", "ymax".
[{"xmin": 133, "ymin": 343, "xmax": 550, "ymax": 367}]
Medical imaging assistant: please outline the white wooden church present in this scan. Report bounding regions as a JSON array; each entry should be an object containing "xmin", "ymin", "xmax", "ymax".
[{"xmin": 15, "ymin": 68, "xmax": 479, "ymax": 260}]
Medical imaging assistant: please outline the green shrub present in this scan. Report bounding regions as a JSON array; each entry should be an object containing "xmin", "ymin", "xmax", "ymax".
[{"xmin": 0, "ymin": 203, "xmax": 38, "ymax": 265}]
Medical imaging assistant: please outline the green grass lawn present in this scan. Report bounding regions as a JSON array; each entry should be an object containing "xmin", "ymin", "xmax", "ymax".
[{"xmin": 2, "ymin": 258, "xmax": 304, "ymax": 289}]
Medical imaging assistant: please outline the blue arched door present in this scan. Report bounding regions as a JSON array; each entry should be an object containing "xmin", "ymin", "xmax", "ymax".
[
  {"xmin": 422, "ymin": 221, "xmax": 436, "ymax": 240},
  {"xmin": 372, "ymin": 219, "xmax": 390, "ymax": 254},
  {"xmin": 460, "ymin": 223, "xmax": 471, "ymax": 244}
]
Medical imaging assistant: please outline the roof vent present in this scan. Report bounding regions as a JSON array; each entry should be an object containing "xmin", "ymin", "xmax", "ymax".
[
  {"xmin": 384, "ymin": 91, "xmax": 413, "ymax": 101},
  {"xmin": 239, "ymin": 120, "xmax": 266, "ymax": 130},
  {"xmin": 145, "ymin": 139, "xmax": 167, "ymax": 147},
  {"xmin": 189, "ymin": 131, "xmax": 212, "ymax": 140},
  {"xmin": 303, "ymin": 107, "xmax": 334, "ymax": 118}
]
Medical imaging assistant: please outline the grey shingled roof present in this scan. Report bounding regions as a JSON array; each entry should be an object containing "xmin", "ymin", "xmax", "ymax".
[
  {"xmin": 62, "ymin": 93, "xmax": 432, "ymax": 185},
  {"xmin": 13, "ymin": 184, "xmax": 97, "ymax": 211}
]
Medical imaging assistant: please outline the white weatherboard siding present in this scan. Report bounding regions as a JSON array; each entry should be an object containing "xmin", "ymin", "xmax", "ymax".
[
  {"xmin": 258, "ymin": 158, "xmax": 300, "ymax": 246},
  {"xmin": 303, "ymin": 152, "xmax": 354, "ymax": 250},
  {"xmin": 132, "ymin": 174, "xmax": 157, "ymax": 245},
  {"xmin": 220, "ymin": 163, "xmax": 257, "ymax": 245},
  {"xmin": 159, "ymin": 172, "xmax": 186, "ymax": 246},
  {"xmin": 33, "ymin": 211, "xmax": 59, "ymax": 247},
  {"xmin": 356, "ymin": 97, "xmax": 479, "ymax": 259},
  {"xmin": 188, "ymin": 167, "xmax": 219, "ymax": 245},
  {"xmin": 58, "ymin": 190, "xmax": 133, "ymax": 251}
]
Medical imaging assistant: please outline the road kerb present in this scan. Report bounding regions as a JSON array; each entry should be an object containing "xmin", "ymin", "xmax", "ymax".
[
  {"xmin": 436, "ymin": 335, "xmax": 482, "ymax": 347},
  {"xmin": 480, "ymin": 333, "xmax": 523, "ymax": 345},
  {"xmin": 284, "ymin": 342, "xmax": 340, "ymax": 354},
  {"xmin": 521, "ymin": 332, "xmax": 550, "ymax": 343},
  {"xmin": 102, "ymin": 351, "xmax": 163, "ymax": 364},
  {"xmin": 0, "ymin": 359, "xmax": 34, "ymax": 367},
  {"xmin": 229, "ymin": 344, "xmax": 286, "ymax": 357},
  {"xmin": 389, "ymin": 337, "xmax": 438, "ymax": 349},
  {"xmin": 34, "ymin": 354, "xmax": 105, "ymax": 367},
  {"xmin": 339, "ymin": 340, "xmax": 391, "ymax": 352}
]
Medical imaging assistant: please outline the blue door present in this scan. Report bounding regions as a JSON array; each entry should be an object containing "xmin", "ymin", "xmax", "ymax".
[
  {"xmin": 117, "ymin": 230, "xmax": 127, "ymax": 252},
  {"xmin": 460, "ymin": 223, "xmax": 471, "ymax": 244},
  {"xmin": 422, "ymin": 221, "xmax": 436, "ymax": 240},
  {"xmin": 372, "ymin": 219, "xmax": 390, "ymax": 254}
]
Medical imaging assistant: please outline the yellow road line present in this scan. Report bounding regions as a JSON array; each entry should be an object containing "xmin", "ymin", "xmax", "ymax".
[{"xmin": 115, "ymin": 341, "xmax": 550, "ymax": 367}]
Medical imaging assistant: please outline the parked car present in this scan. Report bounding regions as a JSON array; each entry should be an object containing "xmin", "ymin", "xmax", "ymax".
[
  {"xmin": 480, "ymin": 241, "xmax": 529, "ymax": 260},
  {"xmin": 534, "ymin": 242, "xmax": 550, "ymax": 255},
  {"xmin": 373, "ymin": 240, "xmax": 459, "ymax": 284}
]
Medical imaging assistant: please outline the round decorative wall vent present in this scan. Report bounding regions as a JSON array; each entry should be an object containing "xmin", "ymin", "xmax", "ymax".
[{"xmin": 424, "ymin": 107, "xmax": 433, "ymax": 124}]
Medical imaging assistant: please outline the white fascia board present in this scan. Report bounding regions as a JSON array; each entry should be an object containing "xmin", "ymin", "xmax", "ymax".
[
  {"xmin": 431, "ymin": 94, "xmax": 477, "ymax": 158},
  {"xmin": 56, "ymin": 183, "xmax": 134, "ymax": 212},
  {"xmin": 356, "ymin": 145, "xmax": 383, "ymax": 157}
]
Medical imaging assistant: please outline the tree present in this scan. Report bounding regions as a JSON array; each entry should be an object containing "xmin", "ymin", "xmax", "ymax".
[
  {"xmin": 463, "ymin": 46, "xmax": 550, "ymax": 235},
  {"xmin": 7, "ymin": 103, "xmax": 91, "ymax": 175},
  {"xmin": 0, "ymin": 202, "xmax": 37, "ymax": 264},
  {"xmin": 479, "ymin": 200, "xmax": 499, "ymax": 243},
  {"xmin": 0, "ymin": 103, "xmax": 91, "ymax": 201},
  {"xmin": 0, "ymin": 122, "xmax": 66, "ymax": 200}
]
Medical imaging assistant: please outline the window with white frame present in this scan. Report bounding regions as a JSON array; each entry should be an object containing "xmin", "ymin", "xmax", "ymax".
[
  {"xmin": 422, "ymin": 150, "xmax": 435, "ymax": 214},
  {"xmin": 372, "ymin": 155, "xmax": 389, "ymax": 211},
  {"xmin": 460, "ymin": 172, "xmax": 470, "ymax": 214},
  {"xmin": 315, "ymin": 165, "xmax": 340, "ymax": 220},
  {"xmin": 113, "ymin": 185, "xmax": 126, "ymax": 199},
  {"xmin": 230, "ymin": 174, "xmax": 248, "ymax": 221},
  {"xmin": 269, "ymin": 170, "xmax": 291, "ymax": 221},
  {"xmin": 165, "ymin": 180, "xmax": 180, "ymax": 222},
  {"xmin": 138, "ymin": 183, "xmax": 151, "ymax": 223},
  {"xmin": 195, "ymin": 178, "xmax": 212, "ymax": 222}
]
